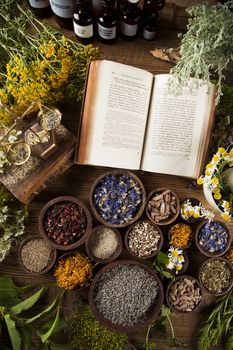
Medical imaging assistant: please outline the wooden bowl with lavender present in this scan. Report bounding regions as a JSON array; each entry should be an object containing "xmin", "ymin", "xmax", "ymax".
[
  {"xmin": 88, "ymin": 259, "xmax": 164, "ymax": 332},
  {"xmin": 146, "ymin": 188, "xmax": 180, "ymax": 226},
  {"xmin": 85, "ymin": 225, "xmax": 123, "ymax": 264},
  {"xmin": 166, "ymin": 275, "xmax": 203, "ymax": 313},
  {"xmin": 198, "ymin": 257, "xmax": 233, "ymax": 296},
  {"xmin": 195, "ymin": 220, "xmax": 231, "ymax": 257},
  {"xmin": 18, "ymin": 235, "xmax": 57, "ymax": 275},
  {"xmin": 38, "ymin": 196, "xmax": 92, "ymax": 251},
  {"xmin": 89, "ymin": 170, "xmax": 146, "ymax": 228},
  {"xmin": 125, "ymin": 220, "xmax": 163, "ymax": 259}
]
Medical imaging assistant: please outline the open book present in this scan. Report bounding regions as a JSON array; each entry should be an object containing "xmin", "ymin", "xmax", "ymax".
[{"xmin": 75, "ymin": 60, "xmax": 217, "ymax": 178}]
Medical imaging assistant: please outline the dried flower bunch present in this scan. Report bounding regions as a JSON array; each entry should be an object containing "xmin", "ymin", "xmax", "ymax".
[
  {"xmin": 197, "ymin": 147, "xmax": 233, "ymax": 220},
  {"xmin": 169, "ymin": 1, "xmax": 233, "ymax": 103},
  {"xmin": 166, "ymin": 246, "xmax": 185, "ymax": 274},
  {"xmin": 181, "ymin": 199, "xmax": 214, "ymax": 222},
  {"xmin": 0, "ymin": 0, "xmax": 99, "ymax": 125}
]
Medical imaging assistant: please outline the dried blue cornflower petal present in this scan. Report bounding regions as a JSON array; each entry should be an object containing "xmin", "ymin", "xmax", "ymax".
[{"xmin": 198, "ymin": 222, "xmax": 229, "ymax": 253}]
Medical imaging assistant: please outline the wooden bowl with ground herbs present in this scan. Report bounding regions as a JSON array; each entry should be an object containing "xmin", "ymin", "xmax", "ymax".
[
  {"xmin": 146, "ymin": 188, "xmax": 180, "ymax": 226},
  {"xmin": 199, "ymin": 257, "xmax": 233, "ymax": 296},
  {"xmin": 88, "ymin": 259, "xmax": 164, "ymax": 332},
  {"xmin": 89, "ymin": 170, "xmax": 146, "ymax": 228},
  {"xmin": 18, "ymin": 235, "xmax": 57, "ymax": 275},
  {"xmin": 38, "ymin": 196, "xmax": 92, "ymax": 251},
  {"xmin": 85, "ymin": 225, "xmax": 123, "ymax": 264},
  {"xmin": 125, "ymin": 220, "xmax": 163, "ymax": 259}
]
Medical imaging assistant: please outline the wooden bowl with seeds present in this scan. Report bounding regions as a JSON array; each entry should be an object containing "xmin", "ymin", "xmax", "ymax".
[
  {"xmin": 198, "ymin": 257, "xmax": 233, "ymax": 296},
  {"xmin": 146, "ymin": 188, "xmax": 180, "ymax": 226},
  {"xmin": 166, "ymin": 275, "xmax": 203, "ymax": 313},
  {"xmin": 18, "ymin": 235, "xmax": 57, "ymax": 275},
  {"xmin": 125, "ymin": 220, "xmax": 163, "ymax": 259},
  {"xmin": 85, "ymin": 225, "xmax": 123, "ymax": 264},
  {"xmin": 38, "ymin": 196, "xmax": 92, "ymax": 251},
  {"xmin": 89, "ymin": 170, "xmax": 146, "ymax": 228}
]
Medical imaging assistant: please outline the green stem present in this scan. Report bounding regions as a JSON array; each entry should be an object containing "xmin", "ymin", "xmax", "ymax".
[
  {"xmin": 166, "ymin": 314, "xmax": 175, "ymax": 340},
  {"xmin": 145, "ymin": 320, "xmax": 154, "ymax": 349}
]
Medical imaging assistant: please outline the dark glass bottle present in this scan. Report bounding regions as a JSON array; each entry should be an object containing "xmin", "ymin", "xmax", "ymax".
[
  {"xmin": 73, "ymin": 0, "xmax": 95, "ymax": 43},
  {"xmin": 119, "ymin": 0, "xmax": 141, "ymax": 40},
  {"xmin": 142, "ymin": 0, "xmax": 165, "ymax": 40},
  {"xmin": 97, "ymin": 0, "xmax": 117, "ymax": 44},
  {"xmin": 28, "ymin": 0, "xmax": 52, "ymax": 18},
  {"xmin": 49, "ymin": 0, "xmax": 75, "ymax": 29}
]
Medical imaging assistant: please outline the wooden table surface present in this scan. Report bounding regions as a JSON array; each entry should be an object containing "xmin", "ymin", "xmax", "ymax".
[{"xmin": 0, "ymin": 18, "xmax": 232, "ymax": 350}]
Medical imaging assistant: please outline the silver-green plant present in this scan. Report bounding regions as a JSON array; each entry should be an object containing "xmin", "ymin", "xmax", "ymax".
[{"xmin": 169, "ymin": 1, "xmax": 233, "ymax": 104}]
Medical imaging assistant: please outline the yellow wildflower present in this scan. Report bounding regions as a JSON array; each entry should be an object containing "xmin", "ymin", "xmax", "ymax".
[
  {"xmin": 211, "ymin": 177, "xmax": 219, "ymax": 185},
  {"xmin": 214, "ymin": 192, "xmax": 221, "ymax": 200},
  {"xmin": 197, "ymin": 177, "xmax": 204, "ymax": 185}
]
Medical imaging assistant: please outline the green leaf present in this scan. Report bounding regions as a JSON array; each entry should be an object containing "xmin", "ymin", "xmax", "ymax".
[
  {"xmin": 39, "ymin": 307, "xmax": 60, "ymax": 343},
  {"xmin": 160, "ymin": 305, "xmax": 172, "ymax": 318},
  {"xmin": 156, "ymin": 252, "xmax": 170, "ymax": 265},
  {"xmin": 20, "ymin": 324, "xmax": 32, "ymax": 350},
  {"xmin": 25, "ymin": 292, "xmax": 62, "ymax": 324},
  {"xmin": 4, "ymin": 314, "xmax": 21, "ymax": 350},
  {"xmin": 10, "ymin": 286, "xmax": 47, "ymax": 315},
  {"xmin": 50, "ymin": 342, "xmax": 73, "ymax": 350},
  {"xmin": 0, "ymin": 276, "xmax": 35, "ymax": 300},
  {"xmin": 40, "ymin": 318, "xmax": 65, "ymax": 335},
  {"xmin": 225, "ymin": 332, "xmax": 233, "ymax": 350}
]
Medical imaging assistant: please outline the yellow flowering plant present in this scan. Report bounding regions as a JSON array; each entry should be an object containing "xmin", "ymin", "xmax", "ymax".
[
  {"xmin": 197, "ymin": 147, "xmax": 233, "ymax": 221},
  {"xmin": 0, "ymin": 1, "xmax": 99, "ymax": 126}
]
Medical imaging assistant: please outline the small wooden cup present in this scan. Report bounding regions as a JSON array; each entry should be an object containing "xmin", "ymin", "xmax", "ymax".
[
  {"xmin": 18, "ymin": 235, "xmax": 57, "ymax": 275},
  {"xmin": 168, "ymin": 222, "xmax": 193, "ymax": 250},
  {"xmin": 89, "ymin": 259, "xmax": 164, "ymax": 332},
  {"xmin": 38, "ymin": 196, "xmax": 92, "ymax": 251},
  {"xmin": 165, "ymin": 248, "xmax": 189, "ymax": 276},
  {"xmin": 198, "ymin": 257, "xmax": 233, "ymax": 296},
  {"xmin": 166, "ymin": 275, "xmax": 203, "ymax": 313},
  {"xmin": 125, "ymin": 220, "xmax": 163, "ymax": 259},
  {"xmin": 195, "ymin": 220, "xmax": 231, "ymax": 257},
  {"xmin": 180, "ymin": 197, "xmax": 203, "ymax": 224},
  {"xmin": 146, "ymin": 188, "xmax": 180, "ymax": 226},
  {"xmin": 89, "ymin": 170, "xmax": 146, "ymax": 228},
  {"xmin": 85, "ymin": 225, "xmax": 123, "ymax": 264}
]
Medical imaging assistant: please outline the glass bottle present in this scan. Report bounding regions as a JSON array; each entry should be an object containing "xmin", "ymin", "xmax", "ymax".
[
  {"xmin": 97, "ymin": 0, "xmax": 117, "ymax": 44},
  {"xmin": 119, "ymin": 0, "xmax": 141, "ymax": 40},
  {"xmin": 28, "ymin": 0, "xmax": 52, "ymax": 18},
  {"xmin": 142, "ymin": 0, "xmax": 165, "ymax": 40},
  {"xmin": 73, "ymin": 0, "xmax": 95, "ymax": 44},
  {"xmin": 49, "ymin": 0, "xmax": 75, "ymax": 29}
]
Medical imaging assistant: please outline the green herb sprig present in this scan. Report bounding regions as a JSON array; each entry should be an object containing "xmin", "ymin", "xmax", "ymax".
[
  {"xmin": 150, "ymin": 251, "xmax": 175, "ymax": 281},
  {"xmin": 169, "ymin": 1, "xmax": 233, "ymax": 103},
  {"xmin": 197, "ymin": 291, "xmax": 233, "ymax": 350}
]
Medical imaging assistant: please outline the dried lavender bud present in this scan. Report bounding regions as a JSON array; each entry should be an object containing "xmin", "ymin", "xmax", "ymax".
[
  {"xmin": 93, "ymin": 174, "xmax": 143, "ymax": 225},
  {"xmin": 93, "ymin": 264, "xmax": 159, "ymax": 326},
  {"xmin": 200, "ymin": 259, "xmax": 232, "ymax": 294},
  {"xmin": 128, "ymin": 221, "xmax": 161, "ymax": 257}
]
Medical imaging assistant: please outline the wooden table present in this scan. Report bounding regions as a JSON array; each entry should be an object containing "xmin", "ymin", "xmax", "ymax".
[{"xmin": 0, "ymin": 21, "xmax": 231, "ymax": 350}]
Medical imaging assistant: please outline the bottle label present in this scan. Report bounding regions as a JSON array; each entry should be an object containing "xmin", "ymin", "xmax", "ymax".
[
  {"xmin": 120, "ymin": 21, "xmax": 138, "ymax": 36},
  {"xmin": 98, "ymin": 23, "xmax": 116, "ymax": 40},
  {"xmin": 73, "ymin": 21, "xmax": 93, "ymax": 38},
  {"xmin": 29, "ymin": 0, "xmax": 50, "ymax": 8},
  {"xmin": 49, "ymin": 0, "xmax": 75, "ymax": 18},
  {"xmin": 143, "ymin": 28, "xmax": 156, "ymax": 40}
]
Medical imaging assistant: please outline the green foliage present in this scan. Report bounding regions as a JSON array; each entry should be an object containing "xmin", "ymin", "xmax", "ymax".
[
  {"xmin": 169, "ymin": 1, "xmax": 233, "ymax": 103},
  {"xmin": 197, "ymin": 291, "xmax": 233, "ymax": 350},
  {"xmin": 0, "ymin": 184, "xmax": 28, "ymax": 262},
  {"xmin": 0, "ymin": 276, "xmax": 69, "ymax": 350},
  {"xmin": 67, "ymin": 300, "xmax": 128, "ymax": 350},
  {"xmin": 151, "ymin": 252, "xmax": 175, "ymax": 281}
]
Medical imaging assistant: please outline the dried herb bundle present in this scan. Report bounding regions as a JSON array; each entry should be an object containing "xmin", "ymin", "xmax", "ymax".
[{"xmin": 169, "ymin": 1, "xmax": 233, "ymax": 103}]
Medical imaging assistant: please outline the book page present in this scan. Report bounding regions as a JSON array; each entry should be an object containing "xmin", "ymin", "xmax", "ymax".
[
  {"xmin": 77, "ymin": 60, "xmax": 153, "ymax": 169},
  {"xmin": 141, "ymin": 74, "xmax": 216, "ymax": 178}
]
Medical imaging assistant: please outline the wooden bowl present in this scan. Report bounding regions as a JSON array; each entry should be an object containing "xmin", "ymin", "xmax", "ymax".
[
  {"xmin": 195, "ymin": 220, "xmax": 231, "ymax": 257},
  {"xmin": 18, "ymin": 235, "xmax": 57, "ymax": 275},
  {"xmin": 180, "ymin": 197, "xmax": 203, "ymax": 224},
  {"xmin": 166, "ymin": 275, "xmax": 203, "ymax": 313},
  {"xmin": 198, "ymin": 257, "xmax": 233, "ymax": 296},
  {"xmin": 168, "ymin": 222, "xmax": 193, "ymax": 249},
  {"xmin": 146, "ymin": 188, "xmax": 180, "ymax": 226},
  {"xmin": 38, "ymin": 196, "xmax": 92, "ymax": 251},
  {"xmin": 165, "ymin": 248, "xmax": 189, "ymax": 276},
  {"xmin": 85, "ymin": 225, "xmax": 123, "ymax": 264},
  {"xmin": 125, "ymin": 220, "xmax": 163, "ymax": 259},
  {"xmin": 88, "ymin": 259, "xmax": 164, "ymax": 332},
  {"xmin": 89, "ymin": 170, "xmax": 146, "ymax": 228}
]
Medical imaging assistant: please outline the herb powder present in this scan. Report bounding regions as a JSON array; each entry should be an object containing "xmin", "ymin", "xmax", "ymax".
[
  {"xmin": 93, "ymin": 264, "xmax": 158, "ymax": 326},
  {"xmin": 20, "ymin": 238, "xmax": 53, "ymax": 273},
  {"xmin": 89, "ymin": 226, "xmax": 119, "ymax": 259}
]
